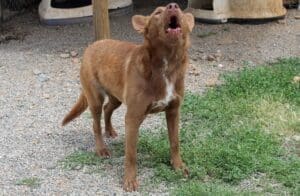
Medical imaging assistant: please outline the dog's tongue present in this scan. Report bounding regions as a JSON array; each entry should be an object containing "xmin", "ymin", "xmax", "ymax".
[{"xmin": 167, "ymin": 27, "xmax": 182, "ymax": 38}]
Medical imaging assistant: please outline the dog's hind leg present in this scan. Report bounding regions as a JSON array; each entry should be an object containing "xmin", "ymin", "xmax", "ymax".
[
  {"xmin": 104, "ymin": 95, "xmax": 121, "ymax": 138},
  {"xmin": 85, "ymin": 89, "xmax": 111, "ymax": 157}
]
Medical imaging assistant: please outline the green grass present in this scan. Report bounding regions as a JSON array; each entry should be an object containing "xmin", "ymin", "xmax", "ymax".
[
  {"xmin": 59, "ymin": 150, "xmax": 102, "ymax": 170},
  {"xmin": 16, "ymin": 177, "xmax": 41, "ymax": 188},
  {"xmin": 173, "ymin": 181, "xmax": 255, "ymax": 196},
  {"xmin": 138, "ymin": 58, "xmax": 300, "ymax": 194}
]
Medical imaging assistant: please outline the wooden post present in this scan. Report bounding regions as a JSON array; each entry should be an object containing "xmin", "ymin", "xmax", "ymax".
[
  {"xmin": 93, "ymin": 0, "xmax": 110, "ymax": 40},
  {"xmin": 0, "ymin": 0, "xmax": 3, "ymax": 31}
]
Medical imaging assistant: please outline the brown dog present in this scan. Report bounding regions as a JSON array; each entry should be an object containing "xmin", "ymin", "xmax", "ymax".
[{"xmin": 62, "ymin": 3, "xmax": 194, "ymax": 191}]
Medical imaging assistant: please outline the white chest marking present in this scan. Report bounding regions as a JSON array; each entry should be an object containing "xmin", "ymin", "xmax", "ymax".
[
  {"xmin": 152, "ymin": 75, "xmax": 175, "ymax": 109},
  {"xmin": 153, "ymin": 78, "xmax": 174, "ymax": 108}
]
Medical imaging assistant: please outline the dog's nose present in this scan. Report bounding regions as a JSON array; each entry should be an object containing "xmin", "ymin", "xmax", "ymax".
[{"xmin": 167, "ymin": 3, "xmax": 179, "ymax": 11}]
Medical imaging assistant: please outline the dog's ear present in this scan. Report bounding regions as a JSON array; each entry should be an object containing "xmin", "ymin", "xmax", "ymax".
[
  {"xmin": 132, "ymin": 15, "xmax": 149, "ymax": 34},
  {"xmin": 184, "ymin": 13, "xmax": 195, "ymax": 32}
]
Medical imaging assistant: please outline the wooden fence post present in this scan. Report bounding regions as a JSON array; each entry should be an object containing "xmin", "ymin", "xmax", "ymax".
[
  {"xmin": 93, "ymin": 0, "xmax": 110, "ymax": 40},
  {"xmin": 0, "ymin": 0, "xmax": 3, "ymax": 30}
]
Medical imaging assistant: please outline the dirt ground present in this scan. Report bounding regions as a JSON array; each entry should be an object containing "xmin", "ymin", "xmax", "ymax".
[{"xmin": 0, "ymin": 5, "xmax": 299, "ymax": 195}]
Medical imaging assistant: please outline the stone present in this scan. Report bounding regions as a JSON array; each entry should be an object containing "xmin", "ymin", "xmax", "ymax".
[
  {"xmin": 214, "ymin": 50, "xmax": 222, "ymax": 61},
  {"xmin": 191, "ymin": 55, "xmax": 198, "ymax": 61},
  {"xmin": 43, "ymin": 94, "xmax": 50, "ymax": 99},
  {"xmin": 293, "ymin": 135, "xmax": 300, "ymax": 141},
  {"xmin": 200, "ymin": 55, "xmax": 207, "ymax": 60},
  {"xmin": 218, "ymin": 64, "xmax": 224, "ymax": 68},
  {"xmin": 206, "ymin": 78, "xmax": 218, "ymax": 87},
  {"xmin": 228, "ymin": 56, "xmax": 235, "ymax": 61},
  {"xmin": 37, "ymin": 73, "xmax": 49, "ymax": 82},
  {"xmin": 60, "ymin": 53, "xmax": 70, "ymax": 58},
  {"xmin": 214, "ymin": 53, "xmax": 222, "ymax": 58},
  {"xmin": 72, "ymin": 58, "xmax": 81, "ymax": 64},
  {"xmin": 293, "ymin": 76, "xmax": 300, "ymax": 83},
  {"xmin": 207, "ymin": 55, "xmax": 215, "ymax": 61},
  {"xmin": 294, "ymin": 15, "xmax": 300, "ymax": 19},
  {"xmin": 33, "ymin": 69, "xmax": 41, "ymax": 75},
  {"xmin": 277, "ymin": 19, "xmax": 286, "ymax": 24},
  {"xmin": 70, "ymin": 51, "xmax": 78, "ymax": 57}
]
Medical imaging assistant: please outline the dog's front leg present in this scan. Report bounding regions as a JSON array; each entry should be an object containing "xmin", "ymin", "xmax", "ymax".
[
  {"xmin": 123, "ymin": 108, "xmax": 146, "ymax": 192},
  {"xmin": 166, "ymin": 100, "xmax": 189, "ymax": 176}
]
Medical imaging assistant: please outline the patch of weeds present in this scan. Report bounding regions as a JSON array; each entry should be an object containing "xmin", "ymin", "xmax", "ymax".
[
  {"xmin": 172, "ymin": 181, "xmax": 256, "ymax": 196},
  {"xmin": 16, "ymin": 177, "xmax": 41, "ymax": 188},
  {"xmin": 197, "ymin": 31, "xmax": 217, "ymax": 38},
  {"xmin": 59, "ymin": 150, "xmax": 102, "ymax": 170},
  {"xmin": 253, "ymin": 98, "xmax": 300, "ymax": 134},
  {"xmin": 110, "ymin": 140, "xmax": 125, "ymax": 158},
  {"xmin": 138, "ymin": 58, "xmax": 300, "ymax": 194}
]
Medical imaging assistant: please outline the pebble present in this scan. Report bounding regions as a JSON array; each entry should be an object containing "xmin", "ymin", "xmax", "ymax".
[
  {"xmin": 206, "ymin": 78, "xmax": 218, "ymax": 87},
  {"xmin": 33, "ymin": 69, "xmax": 41, "ymax": 75},
  {"xmin": 43, "ymin": 94, "xmax": 50, "ymax": 99},
  {"xmin": 293, "ymin": 135, "xmax": 300, "ymax": 142},
  {"xmin": 74, "ymin": 165, "xmax": 82, "ymax": 170},
  {"xmin": 218, "ymin": 64, "xmax": 224, "ymax": 68},
  {"xmin": 37, "ymin": 73, "xmax": 49, "ymax": 82},
  {"xmin": 214, "ymin": 50, "xmax": 222, "ymax": 61},
  {"xmin": 277, "ymin": 19, "xmax": 286, "ymax": 24},
  {"xmin": 189, "ymin": 70, "xmax": 200, "ymax": 76},
  {"xmin": 293, "ymin": 76, "xmax": 300, "ymax": 83},
  {"xmin": 191, "ymin": 55, "xmax": 198, "ymax": 61},
  {"xmin": 70, "ymin": 51, "xmax": 78, "ymax": 57},
  {"xmin": 295, "ymin": 15, "xmax": 300, "ymax": 19},
  {"xmin": 207, "ymin": 55, "xmax": 215, "ymax": 61},
  {"xmin": 72, "ymin": 58, "xmax": 81, "ymax": 64},
  {"xmin": 46, "ymin": 163, "xmax": 57, "ymax": 170},
  {"xmin": 200, "ymin": 55, "xmax": 207, "ymax": 60},
  {"xmin": 228, "ymin": 56, "xmax": 235, "ymax": 61},
  {"xmin": 214, "ymin": 53, "xmax": 222, "ymax": 58},
  {"xmin": 60, "ymin": 53, "xmax": 70, "ymax": 58}
]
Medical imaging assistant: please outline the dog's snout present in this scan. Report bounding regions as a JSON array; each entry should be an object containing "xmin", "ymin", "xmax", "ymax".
[{"xmin": 167, "ymin": 3, "xmax": 179, "ymax": 11}]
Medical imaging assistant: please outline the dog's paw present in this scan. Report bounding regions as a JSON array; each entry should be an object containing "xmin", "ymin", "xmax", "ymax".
[
  {"xmin": 173, "ymin": 161, "xmax": 189, "ymax": 177},
  {"xmin": 96, "ymin": 148, "xmax": 111, "ymax": 158},
  {"xmin": 105, "ymin": 128, "xmax": 118, "ymax": 139},
  {"xmin": 123, "ymin": 177, "xmax": 139, "ymax": 192},
  {"xmin": 180, "ymin": 166, "xmax": 189, "ymax": 177}
]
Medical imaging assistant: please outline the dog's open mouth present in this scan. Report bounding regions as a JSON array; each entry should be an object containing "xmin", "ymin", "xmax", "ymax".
[{"xmin": 166, "ymin": 15, "xmax": 182, "ymax": 38}]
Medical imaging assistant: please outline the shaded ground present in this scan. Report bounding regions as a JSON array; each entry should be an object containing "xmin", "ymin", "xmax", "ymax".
[{"xmin": 0, "ymin": 5, "xmax": 299, "ymax": 195}]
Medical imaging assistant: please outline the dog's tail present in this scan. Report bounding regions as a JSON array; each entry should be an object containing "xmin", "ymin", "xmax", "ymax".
[{"xmin": 62, "ymin": 93, "xmax": 88, "ymax": 126}]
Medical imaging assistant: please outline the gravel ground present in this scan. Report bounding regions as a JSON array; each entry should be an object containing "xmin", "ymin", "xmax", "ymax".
[{"xmin": 0, "ymin": 5, "xmax": 299, "ymax": 195}]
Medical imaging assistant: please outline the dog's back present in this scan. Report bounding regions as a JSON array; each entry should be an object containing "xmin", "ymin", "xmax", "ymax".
[{"xmin": 81, "ymin": 39, "xmax": 138, "ymax": 101}]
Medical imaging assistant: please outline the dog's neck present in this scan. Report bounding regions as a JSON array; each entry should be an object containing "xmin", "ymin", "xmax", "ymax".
[{"xmin": 142, "ymin": 38, "xmax": 188, "ymax": 72}]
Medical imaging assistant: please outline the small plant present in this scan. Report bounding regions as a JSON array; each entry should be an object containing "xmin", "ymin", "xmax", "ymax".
[
  {"xmin": 60, "ymin": 150, "xmax": 102, "ymax": 170},
  {"xmin": 16, "ymin": 177, "xmax": 41, "ymax": 188}
]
